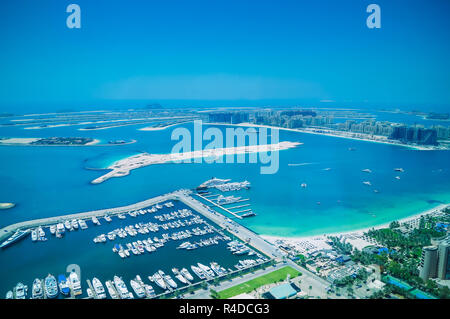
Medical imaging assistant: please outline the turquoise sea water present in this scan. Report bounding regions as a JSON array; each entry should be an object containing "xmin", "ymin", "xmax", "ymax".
[
  {"xmin": 0, "ymin": 118, "xmax": 449, "ymax": 296},
  {"xmin": 0, "ymin": 121, "xmax": 449, "ymax": 234}
]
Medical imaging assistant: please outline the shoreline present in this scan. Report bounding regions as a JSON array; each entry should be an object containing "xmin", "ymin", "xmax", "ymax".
[
  {"xmin": 138, "ymin": 121, "xmax": 194, "ymax": 131},
  {"xmin": 205, "ymin": 122, "xmax": 442, "ymax": 151},
  {"xmin": 0, "ymin": 138, "xmax": 138, "ymax": 147},
  {"xmin": 0, "ymin": 203, "xmax": 15, "ymax": 210},
  {"xmin": 91, "ymin": 141, "xmax": 302, "ymax": 184},
  {"xmin": 261, "ymin": 203, "xmax": 449, "ymax": 244}
]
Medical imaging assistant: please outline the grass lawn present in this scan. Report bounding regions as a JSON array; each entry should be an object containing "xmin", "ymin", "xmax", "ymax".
[{"xmin": 217, "ymin": 266, "xmax": 301, "ymax": 299}]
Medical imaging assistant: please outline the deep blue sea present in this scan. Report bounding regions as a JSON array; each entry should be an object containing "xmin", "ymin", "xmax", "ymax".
[{"xmin": 0, "ymin": 112, "xmax": 449, "ymax": 297}]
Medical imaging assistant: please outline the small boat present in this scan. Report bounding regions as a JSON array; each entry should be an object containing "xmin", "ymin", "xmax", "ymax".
[
  {"xmin": 32, "ymin": 278, "xmax": 43, "ymax": 299},
  {"xmin": 190, "ymin": 265, "xmax": 206, "ymax": 280},
  {"xmin": 31, "ymin": 229, "xmax": 38, "ymax": 242},
  {"xmin": 58, "ymin": 274, "xmax": 70, "ymax": 296},
  {"xmin": 164, "ymin": 274, "xmax": 178, "ymax": 289},
  {"xmin": 49, "ymin": 225, "xmax": 56, "ymax": 235},
  {"xmin": 144, "ymin": 284, "xmax": 156, "ymax": 298},
  {"xmin": 78, "ymin": 219, "xmax": 88, "ymax": 230},
  {"xmin": 361, "ymin": 169, "xmax": 372, "ymax": 173},
  {"xmin": 362, "ymin": 181, "xmax": 372, "ymax": 186},
  {"xmin": 92, "ymin": 277, "xmax": 106, "ymax": 299},
  {"xmin": 394, "ymin": 168, "xmax": 404, "ymax": 172},
  {"xmin": 14, "ymin": 282, "xmax": 27, "ymax": 299},
  {"xmin": 92, "ymin": 216, "xmax": 101, "ymax": 225},
  {"xmin": 6, "ymin": 291, "xmax": 13, "ymax": 299},
  {"xmin": 0, "ymin": 229, "xmax": 30, "ymax": 249},
  {"xmin": 69, "ymin": 271, "xmax": 82, "ymax": 296},
  {"xmin": 300, "ymin": 183, "xmax": 307, "ymax": 188},
  {"xmin": 44, "ymin": 274, "xmax": 59, "ymax": 299},
  {"xmin": 113, "ymin": 275, "xmax": 131, "ymax": 299},
  {"xmin": 56, "ymin": 223, "xmax": 65, "ymax": 235},
  {"xmin": 152, "ymin": 272, "xmax": 167, "ymax": 290},
  {"xmin": 105, "ymin": 281, "xmax": 119, "ymax": 299},
  {"xmin": 180, "ymin": 268, "xmax": 194, "ymax": 281},
  {"xmin": 175, "ymin": 274, "xmax": 188, "ymax": 284},
  {"xmin": 395, "ymin": 176, "xmax": 401, "ymax": 180},
  {"xmin": 87, "ymin": 288, "xmax": 94, "ymax": 299},
  {"xmin": 130, "ymin": 280, "xmax": 146, "ymax": 298}
]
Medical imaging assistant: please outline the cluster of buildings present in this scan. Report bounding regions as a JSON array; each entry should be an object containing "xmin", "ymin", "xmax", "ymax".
[
  {"xmin": 204, "ymin": 109, "xmax": 449, "ymax": 146},
  {"xmin": 419, "ymin": 236, "xmax": 450, "ymax": 281}
]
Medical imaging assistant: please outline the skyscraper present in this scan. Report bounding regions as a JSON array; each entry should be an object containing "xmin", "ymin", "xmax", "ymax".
[
  {"xmin": 437, "ymin": 237, "xmax": 450, "ymax": 280},
  {"xmin": 419, "ymin": 246, "xmax": 439, "ymax": 281}
]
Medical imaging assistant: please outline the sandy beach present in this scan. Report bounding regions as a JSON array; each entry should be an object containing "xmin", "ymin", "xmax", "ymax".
[
  {"xmin": 261, "ymin": 203, "xmax": 449, "ymax": 251},
  {"xmin": 0, "ymin": 137, "xmax": 101, "ymax": 146},
  {"xmin": 0, "ymin": 138, "xmax": 40, "ymax": 144},
  {"xmin": 0, "ymin": 203, "xmax": 15, "ymax": 210},
  {"xmin": 91, "ymin": 141, "xmax": 302, "ymax": 184},
  {"xmin": 138, "ymin": 121, "xmax": 193, "ymax": 131},
  {"xmin": 206, "ymin": 122, "xmax": 438, "ymax": 151}
]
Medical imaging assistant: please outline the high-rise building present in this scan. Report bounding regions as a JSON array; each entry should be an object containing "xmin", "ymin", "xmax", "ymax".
[
  {"xmin": 419, "ymin": 246, "xmax": 439, "ymax": 281},
  {"xmin": 437, "ymin": 237, "xmax": 450, "ymax": 280}
]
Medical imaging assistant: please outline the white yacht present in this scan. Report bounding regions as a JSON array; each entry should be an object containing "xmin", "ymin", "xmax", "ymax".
[
  {"xmin": 69, "ymin": 271, "xmax": 82, "ymax": 296},
  {"xmin": 180, "ymin": 268, "xmax": 194, "ymax": 281},
  {"xmin": 152, "ymin": 272, "xmax": 167, "ymax": 290},
  {"xmin": 14, "ymin": 282, "xmax": 27, "ymax": 299},
  {"xmin": 32, "ymin": 278, "xmax": 43, "ymax": 299},
  {"xmin": 92, "ymin": 277, "xmax": 106, "ymax": 299},
  {"xmin": 71, "ymin": 219, "xmax": 79, "ymax": 230},
  {"xmin": 175, "ymin": 274, "xmax": 188, "ymax": 284},
  {"xmin": 56, "ymin": 223, "xmax": 65, "ymax": 234},
  {"xmin": 87, "ymin": 288, "xmax": 94, "ymax": 299},
  {"xmin": 105, "ymin": 281, "xmax": 119, "ymax": 299},
  {"xmin": 64, "ymin": 220, "xmax": 72, "ymax": 230},
  {"xmin": 130, "ymin": 280, "xmax": 146, "ymax": 298},
  {"xmin": 113, "ymin": 276, "xmax": 131, "ymax": 299},
  {"xmin": 197, "ymin": 263, "xmax": 215, "ymax": 277},
  {"xmin": 78, "ymin": 219, "xmax": 88, "ymax": 230},
  {"xmin": 31, "ymin": 229, "xmax": 38, "ymax": 242},
  {"xmin": 92, "ymin": 216, "xmax": 101, "ymax": 225},
  {"xmin": 164, "ymin": 274, "xmax": 177, "ymax": 289},
  {"xmin": 191, "ymin": 265, "xmax": 206, "ymax": 279}
]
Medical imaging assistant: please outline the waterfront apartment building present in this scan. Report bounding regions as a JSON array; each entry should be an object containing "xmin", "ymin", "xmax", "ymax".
[
  {"xmin": 418, "ymin": 237, "xmax": 450, "ymax": 281},
  {"xmin": 437, "ymin": 238, "xmax": 450, "ymax": 280},
  {"xmin": 419, "ymin": 246, "xmax": 439, "ymax": 281}
]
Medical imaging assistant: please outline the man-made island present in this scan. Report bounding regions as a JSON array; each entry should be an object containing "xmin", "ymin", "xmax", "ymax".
[
  {"xmin": 0, "ymin": 203, "xmax": 15, "ymax": 210},
  {"xmin": 0, "ymin": 137, "xmax": 100, "ymax": 146},
  {"xmin": 91, "ymin": 141, "xmax": 301, "ymax": 184},
  {"xmin": 203, "ymin": 109, "xmax": 450, "ymax": 150}
]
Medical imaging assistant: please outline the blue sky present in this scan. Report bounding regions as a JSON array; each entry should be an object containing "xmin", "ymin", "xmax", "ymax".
[{"xmin": 0, "ymin": 0, "xmax": 449, "ymax": 111}]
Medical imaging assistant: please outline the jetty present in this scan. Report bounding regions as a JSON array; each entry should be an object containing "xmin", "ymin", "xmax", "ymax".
[
  {"xmin": 0, "ymin": 189, "xmax": 283, "ymax": 260},
  {"xmin": 194, "ymin": 193, "xmax": 243, "ymax": 219},
  {"xmin": 0, "ymin": 193, "xmax": 175, "ymax": 242}
]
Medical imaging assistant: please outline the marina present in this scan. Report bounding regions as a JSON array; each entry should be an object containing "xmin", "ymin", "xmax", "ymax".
[
  {"xmin": 193, "ymin": 179, "xmax": 257, "ymax": 220},
  {"xmin": 0, "ymin": 191, "xmax": 274, "ymax": 299}
]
